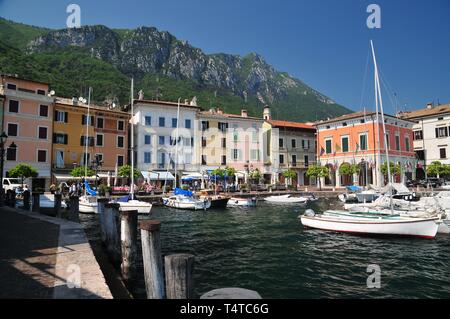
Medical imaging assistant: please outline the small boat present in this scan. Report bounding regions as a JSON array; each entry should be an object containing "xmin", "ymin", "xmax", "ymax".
[
  {"xmin": 300, "ymin": 209, "xmax": 440, "ymax": 239},
  {"xmin": 163, "ymin": 195, "xmax": 211, "ymax": 210},
  {"xmin": 116, "ymin": 195, "xmax": 152, "ymax": 214},
  {"xmin": 79, "ymin": 195, "xmax": 98, "ymax": 214},
  {"xmin": 265, "ymin": 194, "xmax": 308, "ymax": 204},
  {"xmin": 197, "ymin": 190, "xmax": 230, "ymax": 208},
  {"xmin": 227, "ymin": 197, "xmax": 257, "ymax": 207}
]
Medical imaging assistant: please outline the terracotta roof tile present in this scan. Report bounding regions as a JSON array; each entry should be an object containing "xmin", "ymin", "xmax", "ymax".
[
  {"xmin": 268, "ymin": 120, "xmax": 315, "ymax": 130},
  {"xmin": 399, "ymin": 104, "xmax": 450, "ymax": 119}
]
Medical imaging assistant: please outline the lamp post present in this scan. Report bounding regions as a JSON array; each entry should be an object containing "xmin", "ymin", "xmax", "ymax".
[
  {"xmin": 91, "ymin": 155, "xmax": 103, "ymax": 190},
  {"xmin": 0, "ymin": 132, "xmax": 8, "ymax": 206}
]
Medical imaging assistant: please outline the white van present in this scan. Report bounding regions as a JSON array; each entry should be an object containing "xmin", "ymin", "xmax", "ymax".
[{"xmin": 2, "ymin": 178, "xmax": 23, "ymax": 191}]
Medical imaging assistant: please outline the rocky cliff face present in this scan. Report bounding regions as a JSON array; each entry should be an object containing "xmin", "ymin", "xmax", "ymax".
[{"xmin": 27, "ymin": 25, "xmax": 338, "ymax": 108}]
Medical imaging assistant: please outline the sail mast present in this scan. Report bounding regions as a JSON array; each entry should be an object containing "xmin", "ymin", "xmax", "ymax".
[
  {"xmin": 174, "ymin": 98, "xmax": 181, "ymax": 188},
  {"xmin": 84, "ymin": 87, "xmax": 92, "ymax": 197},
  {"xmin": 130, "ymin": 78, "xmax": 135, "ymax": 199}
]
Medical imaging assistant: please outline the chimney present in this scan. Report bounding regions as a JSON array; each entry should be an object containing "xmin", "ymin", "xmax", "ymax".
[
  {"xmin": 72, "ymin": 97, "xmax": 78, "ymax": 105},
  {"xmin": 217, "ymin": 108, "xmax": 224, "ymax": 115},
  {"xmin": 263, "ymin": 105, "xmax": 271, "ymax": 120},
  {"xmin": 241, "ymin": 109, "xmax": 248, "ymax": 117},
  {"xmin": 426, "ymin": 102, "xmax": 433, "ymax": 109},
  {"xmin": 184, "ymin": 99, "xmax": 189, "ymax": 105}
]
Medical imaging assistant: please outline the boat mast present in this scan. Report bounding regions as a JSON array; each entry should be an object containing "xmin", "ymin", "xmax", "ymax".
[
  {"xmin": 84, "ymin": 87, "xmax": 92, "ymax": 197},
  {"xmin": 371, "ymin": 40, "xmax": 393, "ymax": 212},
  {"xmin": 130, "ymin": 78, "xmax": 135, "ymax": 200},
  {"xmin": 174, "ymin": 98, "xmax": 181, "ymax": 189}
]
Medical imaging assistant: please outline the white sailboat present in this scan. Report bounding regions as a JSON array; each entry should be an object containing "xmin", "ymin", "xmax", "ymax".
[
  {"xmin": 264, "ymin": 194, "xmax": 308, "ymax": 204},
  {"xmin": 300, "ymin": 40, "xmax": 441, "ymax": 239},
  {"xmin": 116, "ymin": 78, "xmax": 152, "ymax": 214}
]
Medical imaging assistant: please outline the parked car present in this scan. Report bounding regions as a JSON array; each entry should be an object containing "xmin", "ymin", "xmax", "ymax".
[{"xmin": 2, "ymin": 178, "xmax": 23, "ymax": 191}]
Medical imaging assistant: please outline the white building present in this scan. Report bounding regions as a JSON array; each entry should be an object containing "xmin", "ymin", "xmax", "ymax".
[{"xmin": 399, "ymin": 103, "xmax": 450, "ymax": 179}]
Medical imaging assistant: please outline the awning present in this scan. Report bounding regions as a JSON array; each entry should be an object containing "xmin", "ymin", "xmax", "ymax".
[
  {"xmin": 53, "ymin": 174, "xmax": 96, "ymax": 181},
  {"xmin": 141, "ymin": 171, "xmax": 175, "ymax": 181},
  {"xmin": 97, "ymin": 172, "xmax": 117, "ymax": 178},
  {"xmin": 182, "ymin": 172, "xmax": 205, "ymax": 180},
  {"xmin": 235, "ymin": 171, "xmax": 246, "ymax": 178}
]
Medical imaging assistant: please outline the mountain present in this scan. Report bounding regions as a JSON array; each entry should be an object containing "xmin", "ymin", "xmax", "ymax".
[{"xmin": 0, "ymin": 17, "xmax": 351, "ymax": 121}]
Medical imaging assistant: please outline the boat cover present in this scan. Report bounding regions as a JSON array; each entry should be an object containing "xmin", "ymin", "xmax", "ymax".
[
  {"xmin": 174, "ymin": 188, "xmax": 193, "ymax": 197},
  {"xmin": 346, "ymin": 185, "xmax": 362, "ymax": 192},
  {"xmin": 84, "ymin": 180, "xmax": 97, "ymax": 196}
]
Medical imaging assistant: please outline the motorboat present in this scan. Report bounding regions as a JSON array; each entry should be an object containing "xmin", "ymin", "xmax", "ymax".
[
  {"xmin": 115, "ymin": 195, "xmax": 152, "ymax": 214},
  {"xmin": 264, "ymin": 194, "xmax": 308, "ymax": 204},
  {"xmin": 163, "ymin": 188, "xmax": 211, "ymax": 210},
  {"xmin": 197, "ymin": 190, "xmax": 230, "ymax": 208},
  {"xmin": 227, "ymin": 197, "xmax": 257, "ymax": 207},
  {"xmin": 79, "ymin": 195, "xmax": 98, "ymax": 214}
]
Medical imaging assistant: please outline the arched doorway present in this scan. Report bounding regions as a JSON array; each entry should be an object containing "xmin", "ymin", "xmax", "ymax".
[
  {"xmin": 340, "ymin": 162, "xmax": 353, "ymax": 186},
  {"xmin": 324, "ymin": 164, "xmax": 335, "ymax": 186},
  {"xmin": 416, "ymin": 167, "xmax": 425, "ymax": 180},
  {"xmin": 358, "ymin": 161, "xmax": 373, "ymax": 186},
  {"xmin": 303, "ymin": 172, "xmax": 310, "ymax": 186}
]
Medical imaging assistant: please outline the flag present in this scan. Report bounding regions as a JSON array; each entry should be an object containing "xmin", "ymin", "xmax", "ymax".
[
  {"xmin": 355, "ymin": 143, "xmax": 360, "ymax": 155},
  {"xmin": 320, "ymin": 147, "xmax": 325, "ymax": 156}
]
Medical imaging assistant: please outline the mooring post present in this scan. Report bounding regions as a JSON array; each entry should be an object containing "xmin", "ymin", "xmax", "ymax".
[
  {"xmin": 104, "ymin": 203, "xmax": 121, "ymax": 265},
  {"xmin": 97, "ymin": 198, "xmax": 110, "ymax": 244},
  {"xmin": 23, "ymin": 190, "xmax": 30, "ymax": 211},
  {"xmin": 165, "ymin": 254, "xmax": 195, "ymax": 299},
  {"xmin": 54, "ymin": 193, "xmax": 62, "ymax": 218},
  {"xmin": 32, "ymin": 192, "xmax": 40, "ymax": 212},
  {"xmin": 139, "ymin": 220, "xmax": 165, "ymax": 299},
  {"xmin": 120, "ymin": 210, "xmax": 138, "ymax": 284},
  {"xmin": 9, "ymin": 190, "xmax": 16, "ymax": 208},
  {"xmin": 68, "ymin": 196, "xmax": 79, "ymax": 222}
]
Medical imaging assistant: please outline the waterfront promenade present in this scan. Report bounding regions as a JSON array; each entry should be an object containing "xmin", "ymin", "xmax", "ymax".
[{"xmin": 0, "ymin": 206, "xmax": 112, "ymax": 299}]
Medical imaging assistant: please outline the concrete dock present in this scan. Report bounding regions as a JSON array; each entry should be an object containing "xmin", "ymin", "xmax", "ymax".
[{"xmin": 0, "ymin": 206, "xmax": 112, "ymax": 299}]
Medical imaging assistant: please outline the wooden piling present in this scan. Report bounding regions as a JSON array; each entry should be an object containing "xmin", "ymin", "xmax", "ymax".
[
  {"xmin": 68, "ymin": 196, "xmax": 79, "ymax": 222},
  {"xmin": 97, "ymin": 198, "xmax": 110, "ymax": 244},
  {"xmin": 9, "ymin": 190, "xmax": 16, "ymax": 207},
  {"xmin": 120, "ymin": 210, "xmax": 138, "ymax": 284},
  {"xmin": 54, "ymin": 193, "xmax": 62, "ymax": 218},
  {"xmin": 32, "ymin": 193, "xmax": 40, "ymax": 212},
  {"xmin": 23, "ymin": 190, "xmax": 30, "ymax": 211},
  {"xmin": 139, "ymin": 220, "xmax": 165, "ymax": 299},
  {"xmin": 164, "ymin": 254, "xmax": 194, "ymax": 299},
  {"xmin": 104, "ymin": 203, "xmax": 121, "ymax": 265}
]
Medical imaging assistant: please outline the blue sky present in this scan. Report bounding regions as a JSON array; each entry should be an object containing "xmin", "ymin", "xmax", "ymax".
[{"xmin": 0, "ymin": 0, "xmax": 449, "ymax": 114}]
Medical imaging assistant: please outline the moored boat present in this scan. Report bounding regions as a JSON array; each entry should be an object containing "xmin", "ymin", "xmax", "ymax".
[
  {"xmin": 227, "ymin": 197, "xmax": 257, "ymax": 207},
  {"xmin": 163, "ymin": 195, "xmax": 211, "ymax": 210},
  {"xmin": 265, "ymin": 194, "xmax": 308, "ymax": 204}
]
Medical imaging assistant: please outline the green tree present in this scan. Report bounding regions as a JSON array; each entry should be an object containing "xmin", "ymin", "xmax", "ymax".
[
  {"xmin": 70, "ymin": 166, "xmax": 95, "ymax": 178},
  {"xmin": 339, "ymin": 163, "xmax": 359, "ymax": 176},
  {"xmin": 8, "ymin": 164, "xmax": 38, "ymax": 186},
  {"xmin": 211, "ymin": 168, "xmax": 225, "ymax": 178},
  {"xmin": 224, "ymin": 166, "xmax": 237, "ymax": 177},
  {"xmin": 283, "ymin": 169, "xmax": 297, "ymax": 186},
  {"xmin": 427, "ymin": 161, "xmax": 450, "ymax": 177},
  {"xmin": 380, "ymin": 161, "xmax": 401, "ymax": 177},
  {"xmin": 118, "ymin": 165, "xmax": 140, "ymax": 180},
  {"xmin": 249, "ymin": 168, "xmax": 262, "ymax": 184},
  {"xmin": 306, "ymin": 165, "xmax": 330, "ymax": 191}
]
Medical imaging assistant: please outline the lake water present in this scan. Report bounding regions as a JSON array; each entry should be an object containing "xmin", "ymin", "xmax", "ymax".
[{"xmin": 80, "ymin": 198, "xmax": 450, "ymax": 299}]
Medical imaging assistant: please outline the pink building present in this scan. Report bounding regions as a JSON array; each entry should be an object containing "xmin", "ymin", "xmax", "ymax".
[{"xmin": 0, "ymin": 75, "xmax": 54, "ymax": 190}]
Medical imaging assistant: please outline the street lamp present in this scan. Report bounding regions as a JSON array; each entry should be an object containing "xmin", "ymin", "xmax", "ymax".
[
  {"xmin": 0, "ymin": 133, "xmax": 16, "ymax": 206},
  {"xmin": 91, "ymin": 155, "xmax": 103, "ymax": 189}
]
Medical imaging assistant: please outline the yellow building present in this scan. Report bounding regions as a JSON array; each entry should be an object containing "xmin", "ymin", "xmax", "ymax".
[{"xmin": 52, "ymin": 97, "xmax": 130, "ymax": 182}]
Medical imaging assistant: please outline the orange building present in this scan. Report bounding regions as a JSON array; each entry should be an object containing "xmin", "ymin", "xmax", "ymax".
[
  {"xmin": 315, "ymin": 111, "xmax": 416, "ymax": 187},
  {"xmin": 52, "ymin": 97, "xmax": 130, "ymax": 183}
]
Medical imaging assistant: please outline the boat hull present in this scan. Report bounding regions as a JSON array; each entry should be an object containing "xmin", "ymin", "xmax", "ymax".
[
  {"xmin": 163, "ymin": 197, "xmax": 211, "ymax": 210},
  {"xmin": 209, "ymin": 197, "xmax": 230, "ymax": 209},
  {"xmin": 300, "ymin": 214, "xmax": 439, "ymax": 239},
  {"xmin": 118, "ymin": 200, "xmax": 152, "ymax": 214},
  {"xmin": 227, "ymin": 197, "xmax": 257, "ymax": 207}
]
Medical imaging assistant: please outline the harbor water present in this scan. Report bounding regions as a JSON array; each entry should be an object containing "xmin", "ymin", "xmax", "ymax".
[{"xmin": 80, "ymin": 198, "xmax": 450, "ymax": 298}]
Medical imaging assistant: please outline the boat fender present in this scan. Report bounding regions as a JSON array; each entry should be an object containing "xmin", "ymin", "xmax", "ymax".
[{"xmin": 304, "ymin": 209, "xmax": 315, "ymax": 217}]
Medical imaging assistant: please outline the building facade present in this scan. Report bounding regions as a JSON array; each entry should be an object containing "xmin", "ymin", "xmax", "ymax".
[
  {"xmin": 52, "ymin": 97, "xmax": 129, "ymax": 181},
  {"xmin": 316, "ymin": 111, "xmax": 416, "ymax": 188},
  {"xmin": 0, "ymin": 75, "xmax": 54, "ymax": 190},
  {"xmin": 399, "ymin": 103, "xmax": 450, "ymax": 180}
]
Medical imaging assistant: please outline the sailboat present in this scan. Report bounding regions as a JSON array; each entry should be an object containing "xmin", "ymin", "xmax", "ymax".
[
  {"xmin": 79, "ymin": 88, "xmax": 99, "ymax": 214},
  {"xmin": 300, "ymin": 40, "xmax": 441, "ymax": 239},
  {"xmin": 115, "ymin": 78, "xmax": 152, "ymax": 214},
  {"xmin": 162, "ymin": 99, "xmax": 211, "ymax": 210}
]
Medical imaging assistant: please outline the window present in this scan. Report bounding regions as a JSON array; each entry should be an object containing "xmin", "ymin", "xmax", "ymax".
[
  {"xmin": 385, "ymin": 133, "xmax": 390, "ymax": 149},
  {"xmin": 405, "ymin": 136, "xmax": 410, "ymax": 152},
  {"xmin": 95, "ymin": 154, "xmax": 103, "ymax": 164},
  {"xmin": 80, "ymin": 136, "xmax": 94, "ymax": 146},
  {"xmin": 436, "ymin": 127, "xmax": 448, "ymax": 138},
  {"xmin": 413, "ymin": 130, "xmax": 423, "ymax": 141},
  {"xmin": 117, "ymin": 136, "xmax": 124, "ymax": 148},
  {"xmin": 291, "ymin": 155, "xmax": 297, "ymax": 166},
  {"xmin": 359, "ymin": 134, "xmax": 368, "ymax": 151},
  {"xmin": 117, "ymin": 120, "xmax": 125, "ymax": 131},
  {"xmin": 251, "ymin": 149, "xmax": 260, "ymax": 161},
  {"xmin": 360, "ymin": 119, "xmax": 365, "ymax": 124},
  {"xmin": 55, "ymin": 111, "xmax": 68, "ymax": 123},
  {"xmin": 279, "ymin": 138, "xmax": 284, "ymax": 148},
  {"xmin": 341, "ymin": 136, "xmax": 349, "ymax": 153},
  {"xmin": 7, "ymin": 123, "xmax": 18, "ymax": 137},
  {"xmin": 117, "ymin": 155, "xmax": 124, "ymax": 167},
  {"xmin": 342, "ymin": 122, "xmax": 347, "ymax": 127},
  {"xmin": 37, "ymin": 89, "xmax": 46, "ymax": 95},
  {"xmin": 233, "ymin": 130, "xmax": 238, "ymax": 142},
  {"xmin": 159, "ymin": 136, "xmax": 165, "ymax": 145},
  {"xmin": 157, "ymin": 152, "xmax": 166, "ymax": 169},
  {"xmin": 145, "ymin": 116, "xmax": 152, "ymax": 126},
  {"xmin": 438, "ymin": 117, "xmax": 444, "ymax": 121},
  {"xmin": 96, "ymin": 134, "xmax": 104, "ymax": 147},
  {"xmin": 440, "ymin": 148, "xmax": 447, "ymax": 159},
  {"xmin": 202, "ymin": 137, "xmax": 207, "ymax": 147},
  {"xmin": 6, "ymin": 83, "xmax": 16, "ymax": 90},
  {"xmin": 304, "ymin": 155, "xmax": 309, "ymax": 167},
  {"xmin": 325, "ymin": 139, "xmax": 332, "ymax": 154},
  {"xmin": 302, "ymin": 139, "xmax": 310, "ymax": 150},
  {"xmin": 82, "ymin": 115, "xmax": 94, "ymax": 126},
  {"xmin": 221, "ymin": 155, "xmax": 226, "ymax": 165},
  {"xmin": 202, "ymin": 155, "xmax": 207, "ymax": 165},
  {"xmin": 97, "ymin": 117, "xmax": 104, "ymax": 129},
  {"xmin": 291, "ymin": 139, "xmax": 296, "ymax": 148},
  {"xmin": 39, "ymin": 105, "xmax": 48, "ymax": 117},
  {"xmin": 54, "ymin": 133, "xmax": 68, "ymax": 145},
  {"xmin": 201, "ymin": 121, "xmax": 209, "ymax": 131},
  {"xmin": 185, "ymin": 119, "xmax": 192, "ymax": 129},
  {"xmin": 144, "ymin": 152, "xmax": 151, "ymax": 164},
  {"xmin": 159, "ymin": 117, "xmax": 165, "ymax": 127},
  {"xmin": 218, "ymin": 122, "xmax": 227, "ymax": 132},
  {"xmin": 144, "ymin": 135, "xmax": 151, "ymax": 145},
  {"xmin": 9, "ymin": 100, "xmax": 19, "ymax": 113},
  {"xmin": 172, "ymin": 118, "xmax": 177, "ymax": 128},
  {"xmin": 395, "ymin": 135, "xmax": 400, "ymax": 151},
  {"xmin": 38, "ymin": 127, "xmax": 48, "ymax": 139},
  {"xmin": 232, "ymin": 149, "xmax": 241, "ymax": 160},
  {"xmin": 37, "ymin": 150, "xmax": 47, "ymax": 162},
  {"xmin": 279, "ymin": 154, "xmax": 285, "ymax": 164},
  {"xmin": 6, "ymin": 147, "xmax": 17, "ymax": 161},
  {"xmin": 222, "ymin": 138, "xmax": 226, "ymax": 148}
]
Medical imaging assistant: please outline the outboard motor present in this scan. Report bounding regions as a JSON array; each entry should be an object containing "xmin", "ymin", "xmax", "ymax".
[{"xmin": 304, "ymin": 209, "xmax": 316, "ymax": 217}]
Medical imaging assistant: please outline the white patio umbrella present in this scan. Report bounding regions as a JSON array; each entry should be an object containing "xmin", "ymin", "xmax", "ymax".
[
  {"xmin": 107, "ymin": 171, "xmax": 111, "ymax": 187},
  {"xmin": 114, "ymin": 163, "xmax": 118, "ymax": 186}
]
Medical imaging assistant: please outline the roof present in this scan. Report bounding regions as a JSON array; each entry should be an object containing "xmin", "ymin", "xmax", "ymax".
[
  {"xmin": 198, "ymin": 110, "xmax": 263, "ymax": 121},
  {"xmin": 399, "ymin": 104, "xmax": 450, "ymax": 119},
  {"xmin": 132, "ymin": 99, "xmax": 202, "ymax": 110},
  {"xmin": 1, "ymin": 74, "xmax": 49, "ymax": 86},
  {"xmin": 315, "ymin": 111, "xmax": 415, "ymax": 125},
  {"xmin": 55, "ymin": 97, "xmax": 130, "ymax": 115},
  {"xmin": 268, "ymin": 120, "xmax": 315, "ymax": 130}
]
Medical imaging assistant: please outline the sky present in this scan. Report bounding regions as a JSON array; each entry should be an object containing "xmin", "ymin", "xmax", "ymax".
[{"xmin": 0, "ymin": 0, "xmax": 449, "ymax": 114}]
